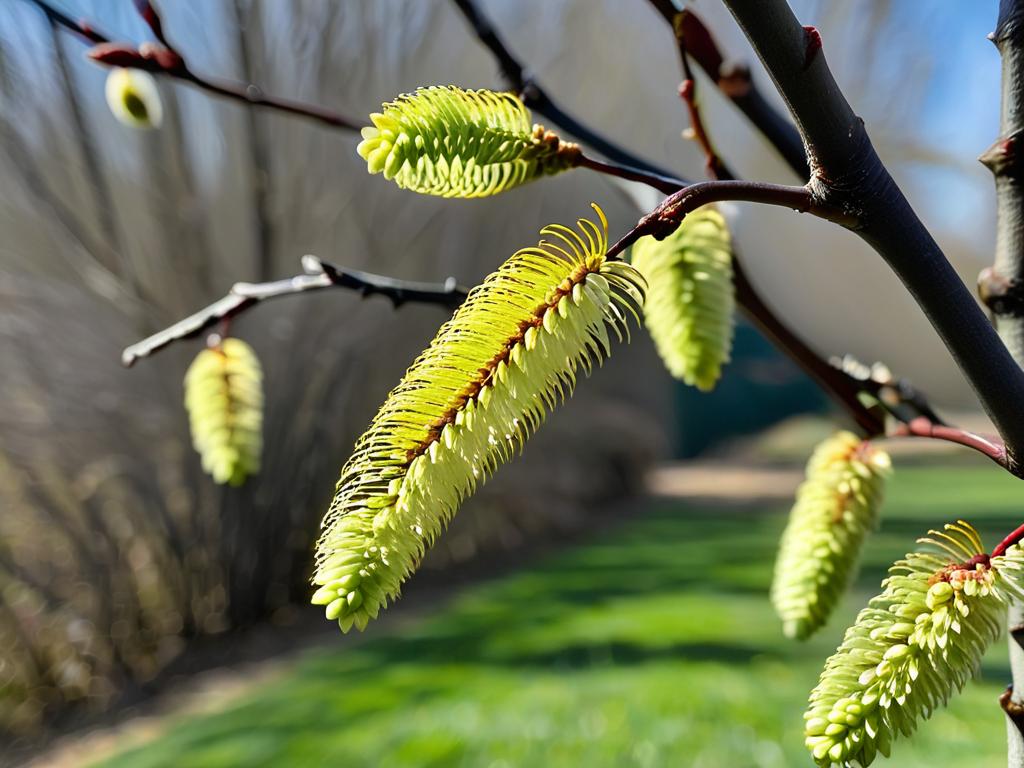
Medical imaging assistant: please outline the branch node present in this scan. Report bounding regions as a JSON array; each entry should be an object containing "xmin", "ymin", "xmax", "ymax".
[
  {"xmin": 1002, "ymin": 685, "xmax": 1024, "ymax": 737},
  {"xmin": 979, "ymin": 266, "xmax": 1024, "ymax": 317},
  {"xmin": 979, "ymin": 129, "xmax": 1024, "ymax": 178},
  {"xmin": 802, "ymin": 25, "xmax": 823, "ymax": 70}
]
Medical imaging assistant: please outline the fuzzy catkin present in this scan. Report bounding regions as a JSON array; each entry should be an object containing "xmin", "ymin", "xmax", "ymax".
[
  {"xmin": 183, "ymin": 338, "xmax": 263, "ymax": 486},
  {"xmin": 105, "ymin": 67, "xmax": 163, "ymax": 128},
  {"xmin": 772, "ymin": 431, "xmax": 891, "ymax": 640},
  {"xmin": 630, "ymin": 207, "xmax": 734, "ymax": 391},
  {"xmin": 356, "ymin": 86, "xmax": 579, "ymax": 198},
  {"xmin": 312, "ymin": 205, "xmax": 645, "ymax": 632},
  {"xmin": 804, "ymin": 521, "xmax": 1024, "ymax": 766}
]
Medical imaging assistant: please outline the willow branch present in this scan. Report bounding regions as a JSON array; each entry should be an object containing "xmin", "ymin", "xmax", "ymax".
[
  {"xmin": 22, "ymin": 0, "xmax": 360, "ymax": 131},
  {"xmin": 722, "ymin": 0, "xmax": 1024, "ymax": 475},
  {"xmin": 121, "ymin": 257, "xmax": 468, "ymax": 367},
  {"xmin": 733, "ymin": 271, "xmax": 883, "ymax": 436},
  {"xmin": 653, "ymin": 2, "xmax": 1002, "ymax": 462},
  {"xmin": 607, "ymin": 180, "xmax": 853, "ymax": 260},
  {"xmin": 643, "ymin": 180, "xmax": 857, "ymax": 234}
]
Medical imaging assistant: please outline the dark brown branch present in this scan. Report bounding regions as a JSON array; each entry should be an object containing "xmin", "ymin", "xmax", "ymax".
[
  {"xmin": 722, "ymin": 0, "xmax": 1024, "ymax": 474},
  {"xmin": 576, "ymin": 155, "xmax": 683, "ymax": 195},
  {"xmin": 450, "ymin": 0, "xmax": 676, "ymax": 178},
  {"xmin": 606, "ymin": 180, "xmax": 854, "ymax": 260},
  {"xmin": 121, "ymin": 257, "xmax": 468, "ymax": 367},
  {"xmin": 170, "ymin": 70, "xmax": 359, "ymax": 131},
  {"xmin": 732, "ymin": 269, "xmax": 883, "ymax": 436},
  {"xmin": 654, "ymin": 1, "xmax": 1007, "ymax": 468},
  {"xmin": 645, "ymin": 2, "xmax": 807, "ymax": 179},
  {"xmin": 23, "ymin": 0, "xmax": 360, "ymax": 131},
  {"xmin": 643, "ymin": 180, "xmax": 857, "ymax": 235}
]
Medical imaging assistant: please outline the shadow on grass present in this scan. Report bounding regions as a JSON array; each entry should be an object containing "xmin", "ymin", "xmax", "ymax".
[{"xmin": 94, "ymin": 463, "xmax": 1024, "ymax": 768}]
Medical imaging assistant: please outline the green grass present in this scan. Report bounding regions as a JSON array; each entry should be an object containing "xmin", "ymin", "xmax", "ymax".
[{"xmin": 95, "ymin": 461, "xmax": 1024, "ymax": 767}]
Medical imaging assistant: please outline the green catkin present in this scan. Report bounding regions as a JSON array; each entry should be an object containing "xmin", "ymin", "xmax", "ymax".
[
  {"xmin": 804, "ymin": 521, "xmax": 1024, "ymax": 767},
  {"xmin": 356, "ymin": 86, "xmax": 581, "ymax": 198},
  {"xmin": 105, "ymin": 67, "xmax": 163, "ymax": 128},
  {"xmin": 183, "ymin": 338, "xmax": 263, "ymax": 486},
  {"xmin": 772, "ymin": 431, "xmax": 891, "ymax": 640},
  {"xmin": 312, "ymin": 205, "xmax": 645, "ymax": 632},
  {"xmin": 629, "ymin": 207, "xmax": 734, "ymax": 391}
]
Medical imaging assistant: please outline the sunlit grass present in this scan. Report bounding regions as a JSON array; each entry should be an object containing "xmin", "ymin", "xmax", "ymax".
[{"xmin": 95, "ymin": 462, "xmax": 1022, "ymax": 767}]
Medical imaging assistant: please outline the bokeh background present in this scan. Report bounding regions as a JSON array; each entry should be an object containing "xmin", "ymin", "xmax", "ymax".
[{"xmin": 0, "ymin": 1, "xmax": 1019, "ymax": 766}]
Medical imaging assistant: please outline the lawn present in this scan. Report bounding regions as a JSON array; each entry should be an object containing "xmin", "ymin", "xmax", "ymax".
[{"xmin": 95, "ymin": 461, "xmax": 1024, "ymax": 767}]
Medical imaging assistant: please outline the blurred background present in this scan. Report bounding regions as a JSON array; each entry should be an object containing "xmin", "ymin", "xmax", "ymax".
[{"xmin": 0, "ymin": 1, "xmax": 1019, "ymax": 766}]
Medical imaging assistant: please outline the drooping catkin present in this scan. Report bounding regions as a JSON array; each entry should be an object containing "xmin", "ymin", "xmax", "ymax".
[
  {"xmin": 772, "ymin": 431, "xmax": 891, "ymax": 640},
  {"xmin": 629, "ymin": 207, "xmax": 734, "ymax": 391},
  {"xmin": 183, "ymin": 338, "xmax": 263, "ymax": 486},
  {"xmin": 312, "ymin": 205, "xmax": 645, "ymax": 632},
  {"xmin": 804, "ymin": 521, "xmax": 1024, "ymax": 767}
]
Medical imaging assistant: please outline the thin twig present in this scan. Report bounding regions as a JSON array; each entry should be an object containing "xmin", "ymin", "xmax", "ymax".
[
  {"xmin": 889, "ymin": 418, "xmax": 1009, "ymax": 471},
  {"xmin": 22, "ymin": 0, "xmax": 361, "ymax": 131},
  {"xmin": 995, "ymin": 522, "xmax": 1024, "ymax": 559},
  {"xmin": 576, "ymin": 155, "xmax": 683, "ymax": 194},
  {"xmin": 121, "ymin": 257, "xmax": 468, "ymax": 366},
  {"xmin": 652, "ymin": 3, "xmax": 734, "ymax": 180},
  {"xmin": 645, "ymin": 2, "xmax": 807, "ymax": 179},
  {"xmin": 643, "ymin": 180, "xmax": 857, "ymax": 234}
]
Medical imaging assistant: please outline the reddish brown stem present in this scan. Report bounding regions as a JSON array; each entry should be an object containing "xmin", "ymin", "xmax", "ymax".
[
  {"xmin": 175, "ymin": 71, "xmax": 359, "ymax": 131},
  {"xmin": 994, "ymin": 523, "xmax": 1024, "ymax": 558},
  {"xmin": 655, "ymin": 3, "xmax": 734, "ymax": 181},
  {"xmin": 678, "ymin": 79, "xmax": 732, "ymax": 180},
  {"xmin": 646, "ymin": 1, "xmax": 808, "ymax": 179},
  {"xmin": 889, "ymin": 417, "xmax": 1010, "ymax": 470},
  {"xmin": 577, "ymin": 155, "xmax": 684, "ymax": 195},
  {"xmin": 645, "ymin": 180, "xmax": 857, "ymax": 234}
]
